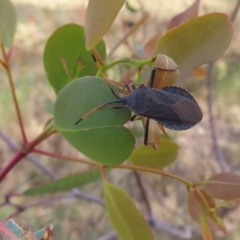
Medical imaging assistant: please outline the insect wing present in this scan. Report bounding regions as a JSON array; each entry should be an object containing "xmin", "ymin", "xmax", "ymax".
[{"xmin": 142, "ymin": 87, "xmax": 202, "ymax": 130}]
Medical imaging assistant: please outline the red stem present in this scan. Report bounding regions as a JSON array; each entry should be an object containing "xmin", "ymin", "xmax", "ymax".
[
  {"xmin": 0, "ymin": 125, "xmax": 55, "ymax": 182},
  {"xmin": 33, "ymin": 148, "xmax": 100, "ymax": 166},
  {"xmin": 1, "ymin": 42, "xmax": 28, "ymax": 144},
  {"xmin": 0, "ymin": 150, "xmax": 27, "ymax": 182}
]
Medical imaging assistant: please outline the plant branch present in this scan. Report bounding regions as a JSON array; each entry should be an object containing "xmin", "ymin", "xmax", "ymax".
[
  {"xmin": 0, "ymin": 123, "xmax": 57, "ymax": 182},
  {"xmin": 4, "ymin": 191, "xmax": 104, "ymax": 220},
  {"xmin": 102, "ymin": 57, "xmax": 152, "ymax": 73},
  {"xmin": 97, "ymin": 216, "xmax": 196, "ymax": 240},
  {"xmin": 230, "ymin": 0, "xmax": 240, "ymax": 22},
  {"xmin": 32, "ymin": 148, "xmax": 101, "ymax": 167},
  {"xmin": 32, "ymin": 149, "xmax": 191, "ymax": 185},
  {"xmin": 205, "ymin": 0, "xmax": 240, "ymax": 172},
  {"xmin": 0, "ymin": 149, "xmax": 27, "ymax": 182},
  {"xmin": 0, "ymin": 129, "xmax": 57, "ymax": 180},
  {"xmin": 133, "ymin": 171, "xmax": 153, "ymax": 219},
  {"xmin": 112, "ymin": 165, "xmax": 192, "ymax": 186},
  {"xmin": 108, "ymin": 12, "xmax": 149, "ymax": 58},
  {"xmin": 205, "ymin": 63, "xmax": 229, "ymax": 171},
  {"xmin": 1, "ymin": 42, "xmax": 27, "ymax": 144}
]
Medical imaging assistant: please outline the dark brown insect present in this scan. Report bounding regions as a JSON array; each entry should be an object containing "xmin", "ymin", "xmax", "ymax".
[{"xmin": 75, "ymin": 68, "xmax": 203, "ymax": 145}]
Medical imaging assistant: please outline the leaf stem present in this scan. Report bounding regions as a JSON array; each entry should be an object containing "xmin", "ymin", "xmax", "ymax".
[
  {"xmin": 32, "ymin": 148, "xmax": 101, "ymax": 167},
  {"xmin": 0, "ymin": 42, "xmax": 28, "ymax": 144},
  {"xmin": 100, "ymin": 165, "xmax": 107, "ymax": 181},
  {"xmin": 30, "ymin": 149, "xmax": 191, "ymax": 186},
  {"xmin": 102, "ymin": 57, "xmax": 152, "ymax": 73},
  {"xmin": 110, "ymin": 165, "xmax": 192, "ymax": 186}
]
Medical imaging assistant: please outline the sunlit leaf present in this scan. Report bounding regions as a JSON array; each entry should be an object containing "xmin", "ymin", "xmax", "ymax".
[
  {"xmin": 130, "ymin": 138, "xmax": 179, "ymax": 169},
  {"xmin": 43, "ymin": 24, "xmax": 106, "ymax": 94},
  {"xmin": 0, "ymin": 0, "xmax": 17, "ymax": 47},
  {"xmin": 104, "ymin": 182, "xmax": 154, "ymax": 240},
  {"xmin": 167, "ymin": 0, "xmax": 200, "ymax": 30},
  {"xmin": 24, "ymin": 168, "xmax": 102, "ymax": 195},
  {"xmin": 85, "ymin": 0, "xmax": 125, "ymax": 50},
  {"xmin": 201, "ymin": 172, "xmax": 240, "ymax": 200},
  {"xmin": 153, "ymin": 13, "xmax": 233, "ymax": 85},
  {"xmin": 54, "ymin": 77, "xmax": 134, "ymax": 165}
]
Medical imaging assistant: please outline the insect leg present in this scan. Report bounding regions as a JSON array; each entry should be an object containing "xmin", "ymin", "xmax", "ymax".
[
  {"xmin": 131, "ymin": 84, "xmax": 137, "ymax": 90},
  {"xmin": 123, "ymin": 84, "xmax": 132, "ymax": 94},
  {"xmin": 149, "ymin": 68, "xmax": 157, "ymax": 88},
  {"xmin": 144, "ymin": 118, "xmax": 150, "ymax": 145},
  {"xmin": 130, "ymin": 114, "xmax": 137, "ymax": 121}
]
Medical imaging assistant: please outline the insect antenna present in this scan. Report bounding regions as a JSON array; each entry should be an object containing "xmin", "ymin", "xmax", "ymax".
[
  {"xmin": 75, "ymin": 103, "xmax": 107, "ymax": 125},
  {"xmin": 75, "ymin": 54, "xmax": 127, "ymax": 125},
  {"xmin": 92, "ymin": 53, "xmax": 121, "ymax": 99},
  {"xmin": 74, "ymin": 98, "xmax": 125, "ymax": 125}
]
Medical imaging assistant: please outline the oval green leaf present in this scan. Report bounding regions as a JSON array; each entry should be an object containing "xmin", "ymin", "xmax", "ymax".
[
  {"xmin": 54, "ymin": 77, "xmax": 135, "ymax": 165},
  {"xmin": 104, "ymin": 181, "xmax": 154, "ymax": 240},
  {"xmin": 23, "ymin": 168, "xmax": 102, "ymax": 195},
  {"xmin": 43, "ymin": 24, "xmax": 106, "ymax": 94},
  {"xmin": 0, "ymin": 0, "xmax": 17, "ymax": 47},
  {"xmin": 85, "ymin": 0, "xmax": 125, "ymax": 50},
  {"xmin": 153, "ymin": 13, "xmax": 233, "ymax": 85},
  {"xmin": 130, "ymin": 138, "xmax": 179, "ymax": 169}
]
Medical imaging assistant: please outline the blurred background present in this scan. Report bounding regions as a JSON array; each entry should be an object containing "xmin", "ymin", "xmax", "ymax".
[{"xmin": 1, "ymin": 0, "xmax": 240, "ymax": 239}]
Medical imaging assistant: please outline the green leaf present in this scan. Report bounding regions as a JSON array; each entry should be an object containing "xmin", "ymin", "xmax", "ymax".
[
  {"xmin": 0, "ymin": 0, "xmax": 17, "ymax": 47},
  {"xmin": 129, "ymin": 138, "xmax": 179, "ymax": 169},
  {"xmin": 43, "ymin": 24, "xmax": 106, "ymax": 94},
  {"xmin": 104, "ymin": 182, "xmax": 154, "ymax": 240},
  {"xmin": 54, "ymin": 76, "xmax": 135, "ymax": 165},
  {"xmin": 23, "ymin": 168, "xmax": 102, "ymax": 195},
  {"xmin": 153, "ymin": 13, "xmax": 233, "ymax": 85},
  {"xmin": 85, "ymin": 0, "xmax": 125, "ymax": 50}
]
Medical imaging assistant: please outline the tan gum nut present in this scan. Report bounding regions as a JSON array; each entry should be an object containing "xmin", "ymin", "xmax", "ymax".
[{"xmin": 150, "ymin": 54, "xmax": 179, "ymax": 89}]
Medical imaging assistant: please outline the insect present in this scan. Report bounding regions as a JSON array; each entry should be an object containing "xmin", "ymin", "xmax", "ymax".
[{"xmin": 75, "ymin": 68, "xmax": 203, "ymax": 145}]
